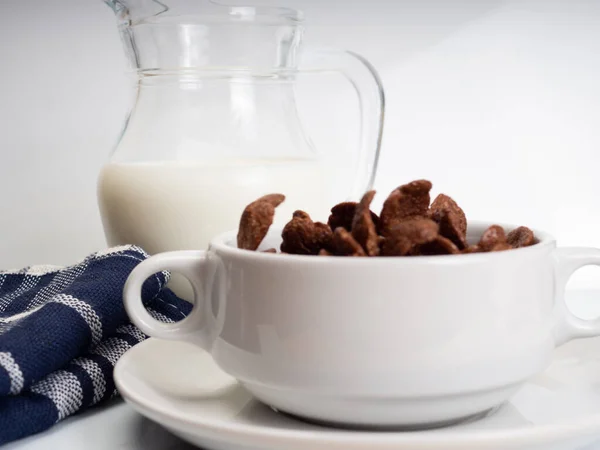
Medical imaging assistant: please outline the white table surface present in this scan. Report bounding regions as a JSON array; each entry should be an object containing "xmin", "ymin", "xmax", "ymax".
[
  {"xmin": 3, "ymin": 399, "xmax": 197, "ymax": 450},
  {"xmin": 5, "ymin": 292, "xmax": 600, "ymax": 450}
]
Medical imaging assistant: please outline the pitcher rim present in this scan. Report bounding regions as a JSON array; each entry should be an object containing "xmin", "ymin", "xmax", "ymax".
[{"xmin": 109, "ymin": 1, "xmax": 304, "ymax": 26}]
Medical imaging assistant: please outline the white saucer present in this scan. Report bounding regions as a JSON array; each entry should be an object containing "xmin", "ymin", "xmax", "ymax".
[{"xmin": 114, "ymin": 337, "xmax": 600, "ymax": 450}]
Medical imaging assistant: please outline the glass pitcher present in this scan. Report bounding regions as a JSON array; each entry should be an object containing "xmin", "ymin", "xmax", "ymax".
[{"xmin": 98, "ymin": 0, "xmax": 384, "ymax": 257}]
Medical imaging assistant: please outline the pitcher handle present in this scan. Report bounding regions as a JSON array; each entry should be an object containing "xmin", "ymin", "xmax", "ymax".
[{"xmin": 301, "ymin": 49, "xmax": 385, "ymax": 199}]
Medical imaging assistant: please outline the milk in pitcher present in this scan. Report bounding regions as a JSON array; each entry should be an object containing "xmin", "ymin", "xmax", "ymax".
[{"xmin": 97, "ymin": 159, "xmax": 330, "ymax": 254}]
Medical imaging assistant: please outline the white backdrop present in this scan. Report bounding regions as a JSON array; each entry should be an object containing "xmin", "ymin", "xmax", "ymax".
[{"xmin": 1, "ymin": 0, "xmax": 600, "ymax": 287}]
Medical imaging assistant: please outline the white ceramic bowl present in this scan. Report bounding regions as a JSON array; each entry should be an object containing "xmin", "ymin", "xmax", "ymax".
[{"xmin": 123, "ymin": 223, "xmax": 600, "ymax": 428}]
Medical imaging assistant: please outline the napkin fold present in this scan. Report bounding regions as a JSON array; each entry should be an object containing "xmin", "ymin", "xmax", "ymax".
[{"xmin": 0, "ymin": 245, "xmax": 192, "ymax": 445}]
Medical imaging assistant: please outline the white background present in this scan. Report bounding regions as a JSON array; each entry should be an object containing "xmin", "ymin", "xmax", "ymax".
[{"xmin": 1, "ymin": 0, "xmax": 600, "ymax": 287}]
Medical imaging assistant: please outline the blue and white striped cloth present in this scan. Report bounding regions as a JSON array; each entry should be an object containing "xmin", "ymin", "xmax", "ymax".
[{"xmin": 0, "ymin": 245, "xmax": 191, "ymax": 445}]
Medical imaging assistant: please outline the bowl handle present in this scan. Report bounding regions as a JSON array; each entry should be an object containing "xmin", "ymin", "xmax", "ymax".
[
  {"xmin": 123, "ymin": 251, "xmax": 213, "ymax": 350},
  {"xmin": 553, "ymin": 247, "xmax": 600, "ymax": 346}
]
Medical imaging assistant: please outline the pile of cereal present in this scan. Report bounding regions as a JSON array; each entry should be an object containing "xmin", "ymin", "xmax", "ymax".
[{"xmin": 236, "ymin": 180, "xmax": 536, "ymax": 256}]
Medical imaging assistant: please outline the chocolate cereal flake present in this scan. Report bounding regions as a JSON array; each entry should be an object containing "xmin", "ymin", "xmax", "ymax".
[
  {"xmin": 328, "ymin": 202, "xmax": 380, "ymax": 233},
  {"xmin": 237, "ymin": 194, "xmax": 285, "ymax": 251},
  {"xmin": 478, "ymin": 225, "xmax": 507, "ymax": 252},
  {"xmin": 351, "ymin": 190, "xmax": 380, "ymax": 256},
  {"xmin": 380, "ymin": 180, "xmax": 432, "ymax": 235},
  {"xmin": 380, "ymin": 218, "xmax": 439, "ymax": 256},
  {"xmin": 507, "ymin": 226, "xmax": 536, "ymax": 248},
  {"xmin": 415, "ymin": 236, "xmax": 460, "ymax": 255},
  {"xmin": 330, "ymin": 228, "xmax": 367, "ymax": 257},
  {"xmin": 280, "ymin": 211, "xmax": 333, "ymax": 255},
  {"xmin": 430, "ymin": 194, "xmax": 467, "ymax": 249},
  {"xmin": 328, "ymin": 202, "xmax": 357, "ymax": 232}
]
